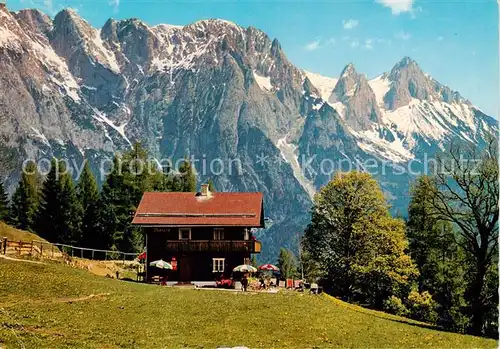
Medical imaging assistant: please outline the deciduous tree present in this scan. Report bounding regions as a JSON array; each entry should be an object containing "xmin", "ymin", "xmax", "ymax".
[
  {"xmin": 407, "ymin": 176, "xmax": 469, "ymax": 331},
  {"xmin": 428, "ymin": 139, "xmax": 498, "ymax": 335},
  {"xmin": 303, "ymin": 171, "xmax": 418, "ymax": 308}
]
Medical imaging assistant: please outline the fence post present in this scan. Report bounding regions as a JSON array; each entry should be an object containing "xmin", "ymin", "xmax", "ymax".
[
  {"xmin": 92, "ymin": 250, "xmax": 94, "ymax": 260},
  {"xmin": 105, "ymin": 251, "xmax": 107, "ymax": 260},
  {"xmin": 40, "ymin": 242, "xmax": 43, "ymax": 256},
  {"xmin": 51, "ymin": 245, "xmax": 54, "ymax": 258},
  {"xmin": 2, "ymin": 237, "xmax": 6, "ymax": 254},
  {"xmin": 18, "ymin": 240, "xmax": 21, "ymax": 256},
  {"xmin": 30, "ymin": 241, "xmax": 33, "ymax": 256},
  {"xmin": 81, "ymin": 248, "xmax": 83, "ymax": 259},
  {"xmin": 123, "ymin": 253, "xmax": 125, "ymax": 265}
]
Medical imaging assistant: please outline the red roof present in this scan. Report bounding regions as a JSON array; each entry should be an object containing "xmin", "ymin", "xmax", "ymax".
[{"xmin": 132, "ymin": 192, "xmax": 264, "ymax": 227}]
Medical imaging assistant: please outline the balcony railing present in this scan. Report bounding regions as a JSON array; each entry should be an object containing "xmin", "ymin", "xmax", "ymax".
[{"xmin": 164, "ymin": 240, "xmax": 262, "ymax": 253}]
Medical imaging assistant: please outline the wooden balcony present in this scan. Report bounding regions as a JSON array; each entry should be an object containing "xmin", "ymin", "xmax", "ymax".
[{"xmin": 164, "ymin": 240, "xmax": 262, "ymax": 253}]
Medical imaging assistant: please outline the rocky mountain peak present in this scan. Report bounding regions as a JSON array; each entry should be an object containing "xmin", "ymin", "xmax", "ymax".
[
  {"xmin": 340, "ymin": 63, "xmax": 357, "ymax": 78},
  {"xmin": 330, "ymin": 64, "xmax": 382, "ymax": 131},
  {"xmin": 388, "ymin": 56, "xmax": 425, "ymax": 81},
  {"xmin": 302, "ymin": 76, "xmax": 320, "ymax": 97},
  {"xmin": 384, "ymin": 57, "xmax": 468, "ymax": 109},
  {"xmin": 15, "ymin": 9, "xmax": 52, "ymax": 34},
  {"xmin": 333, "ymin": 63, "xmax": 363, "ymax": 101}
]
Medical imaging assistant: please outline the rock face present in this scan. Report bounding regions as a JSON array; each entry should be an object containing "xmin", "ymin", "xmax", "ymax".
[
  {"xmin": 0, "ymin": 7, "xmax": 497, "ymax": 259},
  {"xmin": 330, "ymin": 64, "xmax": 382, "ymax": 130}
]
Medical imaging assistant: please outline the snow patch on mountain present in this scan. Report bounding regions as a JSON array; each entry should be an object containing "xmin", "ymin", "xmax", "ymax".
[
  {"xmin": 304, "ymin": 71, "xmax": 338, "ymax": 101},
  {"xmin": 30, "ymin": 127, "xmax": 50, "ymax": 147},
  {"xmin": 92, "ymin": 29, "xmax": 121, "ymax": 73},
  {"xmin": 331, "ymin": 101, "xmax": 346, "ymax": 118},
  {"xmin": 350, "ymin": 128, "xmax": 414, "ymax": 163},
  {"xmin": 369, "ymin": 74, "xmax": 391, "ymax": 108},
  {"xmin": 276, "ymin": 135, "xmax": 316, "ymax": 199},
  {"xmin": 0, "ymin": 26, "xmax": 21, "ymax": 50},
  {"xmin": 29, "ymin": 39, "xmax": 81, "ymax": 102},
  {"xmin": 91, "ymin": 107, "xmax": 132, "ymax": 146},
  {"xmin": 381, "ymin": 99, "xmax": 480, "ymax": 149},
  {"xmin": 253, "ymin": 70, "xmax": 273, "ymax": 91}
]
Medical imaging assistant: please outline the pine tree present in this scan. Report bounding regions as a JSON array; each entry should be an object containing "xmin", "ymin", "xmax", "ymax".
[
  {"xmin": 97, "ymin": 155, "xmax": 141, "ymax": 252},
  {"xmin": 178, "ymin": 159, "xmax": 196, "ymax": 192},
  {"xmin": 277, "ymin": 248, "xmax": 298, "ymax": 280},
  {"xmin": 58, "ymin": 168, "xmax": 82, "ymax": 245},
  {"xmin": 207, "ymin": 178, "xmax": 216, "ymax": 192},
  {"xmin": 407, "ymin": 176, "xmax": 469, "ymax": 332},
  {"xmin": 9, "ymin": 162, "xmax": 39, "ymax": 231},
  {"xmin": 36, "ymin": 159, "xmax": 82, "ymax": 244},
  {"xmin": 0, "ymin": 181, "xmax": 9, "ymax": 221},
  {"xmin": 76, "ymin": 162, "xmax": 99, "ymax": 247}
]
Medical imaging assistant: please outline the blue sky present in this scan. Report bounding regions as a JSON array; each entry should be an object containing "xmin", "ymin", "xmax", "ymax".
[{"xmin": 9, "ymin": 0, "xmax": 500, "ymax": 117}]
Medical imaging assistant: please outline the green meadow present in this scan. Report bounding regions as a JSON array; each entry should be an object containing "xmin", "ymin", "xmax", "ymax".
[{"xmin": 0, "ymin": 259, "xmax": 495, "ymax": 348}]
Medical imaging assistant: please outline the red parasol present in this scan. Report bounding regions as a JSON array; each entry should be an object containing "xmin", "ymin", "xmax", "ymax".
[{"xmin": 258, "ymin": 263, "xmax": 279, "ymax": 272}]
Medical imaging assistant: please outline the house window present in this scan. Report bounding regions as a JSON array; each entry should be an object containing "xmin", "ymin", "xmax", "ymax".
[
  {"xmin": 213, "ymin": 258, "xmax": 225, "ymax": 272},
  {"xmin": 179, "ymin": 228, "xmax": 191, "ymax": 240},
  {"xmin": 213, "ymin": 228, "xmax": 224, "ymax": 240}
]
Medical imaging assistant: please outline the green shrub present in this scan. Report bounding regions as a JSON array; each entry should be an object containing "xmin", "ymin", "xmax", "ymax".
[
  {"xmin": 407, "ymin": 290, "xmax": 438, "ymax": 324},
  {"xmin": 383, "ymin": 296, "xmax": 409, "ymax": 317}
]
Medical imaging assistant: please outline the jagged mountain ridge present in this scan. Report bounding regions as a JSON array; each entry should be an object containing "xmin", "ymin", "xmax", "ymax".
[{"xmin": 0, "ymin": 6, "xmax": 497, "ymax": 259}]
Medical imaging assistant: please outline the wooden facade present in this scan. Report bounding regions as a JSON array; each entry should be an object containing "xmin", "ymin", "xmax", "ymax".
[
  {"xmin": 132, "ymin": 187, "xmax": 264, "ymax": 282},
  {"xmin": 145, "ymin": 226, "xmax": 262, "ymax": 281}
]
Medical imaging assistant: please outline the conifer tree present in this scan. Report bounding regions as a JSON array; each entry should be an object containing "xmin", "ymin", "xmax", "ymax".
[
  {"xmin": 178, "ymin": 159, "xmax": 196, "ymax": 192},
  {"xmin": 36, "ymin": 159, "xmax": 82, "ymax": 244},
  {"xmin": 277, "ymin": 248, "xmax": 298, "ymax": 279},
  {"xmin": 76, "ymin": 161, "xmax": 99, "ymax": 247},
  {"xmin": 9, "ymin": 162, "xmax": 40, "ymax": 231},
  {"xmin": 207, "ymin": 178, "xmax": 216, "ymax": 192},
  {"xmin": 97, "ymin": 155, "xmax": 140, "ymax": 252},
  {"xmin": 0, "ymin": 181, "xmax": 9, "ymax": 222},
  {"xmin": 407, "ymin": 176, "xmax": 470, "ymax": 332}
]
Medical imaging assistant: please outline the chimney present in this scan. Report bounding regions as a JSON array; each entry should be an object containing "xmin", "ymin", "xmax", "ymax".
[{"xmin": 200, "ymin": 184, "xmax": 210, "ymax": 196}]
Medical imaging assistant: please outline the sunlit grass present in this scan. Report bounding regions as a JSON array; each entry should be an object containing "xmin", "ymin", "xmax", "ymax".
[{"xmin": 0, "ymin": 259, "xmax": 496, "ymax": 348}]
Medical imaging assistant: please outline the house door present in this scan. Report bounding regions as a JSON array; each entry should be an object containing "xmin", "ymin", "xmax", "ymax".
[{"xmin": 179, "ymin": 256, "xmax": 191, "ymax": 282}]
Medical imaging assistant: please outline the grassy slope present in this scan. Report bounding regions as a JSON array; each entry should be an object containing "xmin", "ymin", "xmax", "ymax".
[
  {"xmin": 0, "ymin": 222, "xmax": 50, "ymax": 244},
  {"xmin": 0, "ymin": 259, "xmax": 496, "ymax": 349}
]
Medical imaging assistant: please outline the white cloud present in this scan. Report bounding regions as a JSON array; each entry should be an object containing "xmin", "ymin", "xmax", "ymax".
[
  {"xmin": 376, "ymin": 0, "xmax": 415, "ymax": 15},
  {"xmin": 109, "ymin": 0, "xmax": 120, "ymax": 13},
  {"xmin": 22, "ymin": 0, "xmax": 58, "ymax": 15},
  {"xmin": 305, "ymin": 40, "xmax": 321, "ymax": 51},
  {"xmin": 304, "ymin": 37, "xmax": 336, "ymax": 51},
  {"xmin": 342, "ymin": 19, "xmax": 359, "ymax": 30},
  {"xmin": 395, "ymin": 30, "xmax": 411, "ymax": 40},
  {"xmin": 363, "ymin": 39, "xmax": 374, "ymax": 50},
  {"xmin": 350, "ymin": 40, "xmax": 360, "ymax": 48}
]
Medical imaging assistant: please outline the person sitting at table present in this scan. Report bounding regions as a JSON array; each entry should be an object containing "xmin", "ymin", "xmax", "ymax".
[{"xmin": 241, "ymin": 275, "xmax": 249, "ymax": 292}]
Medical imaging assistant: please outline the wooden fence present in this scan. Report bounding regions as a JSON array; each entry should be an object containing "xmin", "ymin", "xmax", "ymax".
[{"xmin": 1, "ymin": 237, "xmax": 138, "ymax": 262}]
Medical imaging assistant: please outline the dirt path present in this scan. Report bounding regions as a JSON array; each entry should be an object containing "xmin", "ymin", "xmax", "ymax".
[
  {"xmin": 57, "ymin": 293, "xmax": 111, "ymax": 303},
  {"xmin": 0, "ymin": 254, "xmax": 45, "ymax": 264},
  {"xmin": 0, "ymin": 293, "xmax": 112, "ymax": 309}
]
